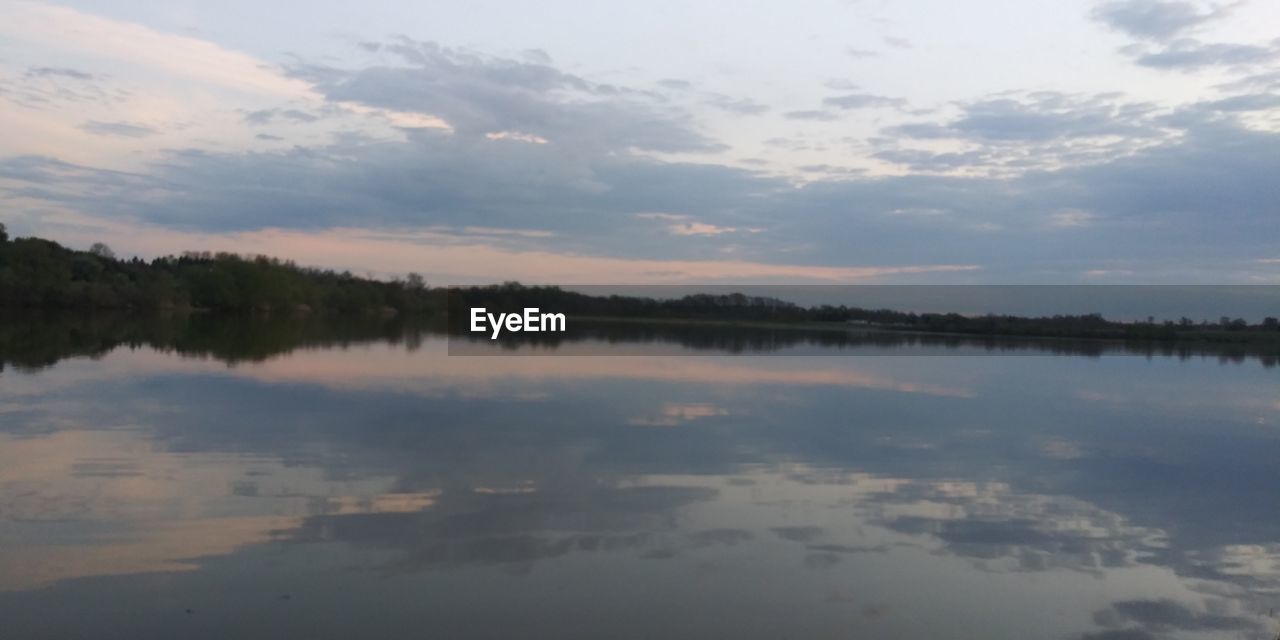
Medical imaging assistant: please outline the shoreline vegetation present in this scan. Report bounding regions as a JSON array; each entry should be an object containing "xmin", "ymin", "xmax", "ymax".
[{"xmin": 1, "ymin": 227, "xmax": 1277, "ymax": 349}]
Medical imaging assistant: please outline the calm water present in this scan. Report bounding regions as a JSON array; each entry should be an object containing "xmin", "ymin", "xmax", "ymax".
[{"xmin": 2, "ymin": 318, "xmax": 1279, "ymax": 639}]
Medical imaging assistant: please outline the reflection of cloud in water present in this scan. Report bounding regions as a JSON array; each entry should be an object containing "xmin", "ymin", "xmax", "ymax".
[
  {"xmin": 279, "ymin": 484, "xmax": 723, "ymax": 574},
  {"xmin": 0, "ymin": 515, "xmax": 299, "ymax": 592},
  {"xmin": 864, "ymin": 478, "xmax": 1164, "ymax": 575},
  {"xmin": 0, "ymin": 429, "xmax": 444, "ymax": 591},
  {"xmin": 6, "ymin": 343, "xmax": 1280, "ymax": 639},
  {"xmin": 1090, "ymin": 598, "xmax": 1266, "ymax": 638},
  {"xmin": 24, "ymin": 343, "xmax": 974, "ymax": 398},
  {"xmin": 771, "ymin": 526, "xmax": 823, "ymax": 542},
  {"xmin": 630, "ymin": 402, "xmax": 730, "ymax": 426},
  {"xmin": 812, "ymin": 469, "xmax": 1280, "ymax": 638}
]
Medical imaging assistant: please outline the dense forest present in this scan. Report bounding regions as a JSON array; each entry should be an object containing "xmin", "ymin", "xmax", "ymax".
[{"xmin": 0, "ymin": 224, "xmax": 444, "ymax": 313}]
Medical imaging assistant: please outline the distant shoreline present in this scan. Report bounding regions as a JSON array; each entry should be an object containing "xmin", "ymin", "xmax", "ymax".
[{"xmin": 567, "ymin": 314, "xmax": 1280, "ymax": 349}]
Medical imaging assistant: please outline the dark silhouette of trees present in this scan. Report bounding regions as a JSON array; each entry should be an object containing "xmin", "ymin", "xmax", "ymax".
[
  {"xmin": 0, "ymin": 226, "xmax": 1275, "ymax": 349},
  {"xmin": 89, "ymin": 242, "xmax": 116, "ymax": 260},
  {"xmin": 0, "ymin": 231, "xmax": 444, "ymax": 314},
  {"xmin": 448, "ymin": 283, "xmax": 1280, "ymax": 347}
]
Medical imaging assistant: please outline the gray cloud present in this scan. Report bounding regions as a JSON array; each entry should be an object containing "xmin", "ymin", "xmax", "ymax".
[
  {"xmin": 291, "ymin": 38, "xmax": 721, "ymax": 154},
  {"xmin": 1078, "ymin": 630, "xmax": 1159, "ymax": 640},
  {"xmin": 1093, "ymin": 598, "xmax": 1261, "ymax": 634},
  {"xmin": 876, "ymin": 92, "xmax": 1169, "ymax": 173},
  {"xmin": 521, "ymin": 48, "xmax": 552, "ymax": 64},
  {"xmin": 771, "ymin": 526, "xmax": 823, "ymax": 542},
  {"xmin": 2, "ymin": 67, "xmax": 124, "ymax": 108},
  {"xmin": 1091, "ymin": 0, "xmax": 1238, "ymax": 41},
  {"xmin": 79, "ymin": 120, "xmax": 158, "ymax": 138},
  {"xmin": 1130, "ymin": 37, "xmax": 1280, "ymax": 69},
  {"xmin": 657, "ymin": 78, "xmax": 693, "ymax": 91},
  {"xmin": 24, "ymin": 66, "xmax": 95, "ymax": 81},
  {"xmin": 822, "ymin": 93, "xmax": 906, "ymax": 110},
  {"xmin": 5, "ymin": 106, "xmax": 1278, "ymax": 280},
  {"xmin": 888, "ymin": 92, "xmax": 1163, "ymax": 143},
  {"xmin": 845, "ymin": 47, "xmax": 878, "ymax": 58},
  {"xmin": 1219, "ymin": 69, "xmax": 1280, "ymax": 92},
  {"xmin": 704, "ymin": 94, "xmax": 770, "ymax": 115},
  {"xmin": 784, "ymin": 109, "xmax": 841, "ymax": 121},
  {"xmin": 948, "ymin": 93, "xmax": 1161, "ymax": 141},
  {"xmin": 3, "ymin": 36, "xmax": 1279, "ymax": 282},
  {"xmin": 1192, "ymin": 93, "xmax": 1280, "ymax": 112},
  {"xmin": 242, "ymin": 108, "xmax": 320, "ymax": 125}
]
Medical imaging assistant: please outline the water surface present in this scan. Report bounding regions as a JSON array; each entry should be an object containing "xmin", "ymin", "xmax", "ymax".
[{"xmin": 1, "ymin": 318, "xmax": 1278, "ymax": 639}]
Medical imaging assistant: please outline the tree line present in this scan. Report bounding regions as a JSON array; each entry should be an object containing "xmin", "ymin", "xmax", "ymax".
[
  {"xmin": 1, "ymin": 225, "xmax": 1275, "ymax": 345},
  {"xmin": 0, "ymin": 225, "xmax": 444, "ymax": 314},
  {"xmin": 449, "ymin": 283, "xmax": 1280, "ymax": 344}
]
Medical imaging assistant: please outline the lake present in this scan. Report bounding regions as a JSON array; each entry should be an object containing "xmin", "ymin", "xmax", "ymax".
[{"xmin": 1, "ymin": 316, "xmax": 1278, "ymax": 639}]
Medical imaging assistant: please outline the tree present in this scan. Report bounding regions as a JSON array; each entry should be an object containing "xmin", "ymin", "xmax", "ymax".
[
  {"xmin": 89, "ymin": 242, "xmax": 116, "ymax": 260},
  {"xmin": 0, "ymin": 222, "xmax": 7, "ymax": 243},
  {"xmin": 405, "ymin": 272, "xmax": 426, "ymax": 290}
]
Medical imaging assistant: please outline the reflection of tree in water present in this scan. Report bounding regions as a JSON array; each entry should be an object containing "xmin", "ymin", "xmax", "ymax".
[
  {"xmin": 457, "ymin": 319, "xmax": 1280, "ymax": 365},
  {"xmin": 0, "ymin": 311, "xmax": 440, "ymax": 371},
  {"xmin": 3, "ymin": 313, "xmax": 1276, "ymax": 371}
]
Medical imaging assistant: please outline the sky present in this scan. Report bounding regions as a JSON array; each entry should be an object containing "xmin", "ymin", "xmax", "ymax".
[{"xmin": 0, "ymin": 0, "xmax": 1277, "ymax": 284}]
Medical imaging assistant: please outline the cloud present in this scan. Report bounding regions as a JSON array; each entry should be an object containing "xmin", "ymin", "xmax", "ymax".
[
  {"xmin": 1128, "ymin": 37, "xmax": 1280, "ymax": 69},
  {"xmin": 1220, "ymin": 70, "xmax": 1280, "ymax": 91},
  {"xmin": 0, "ymin": 2, "xmax": 313, "ymax": 98},
  {"xmin": 1198, "ymin": 92, "xmax": 1280, "ymax": 111},
  {"xmin": 796, "ymin": 164, "xmax": 865, "ymax": 176},
  {"xmin": 459, "ymin": 226, "xmax": 554, "ymax": 238},
  {"xmin": 79, "ymin": 120, "xmax": 158, "ymax": 138},
  {"xmin": 521, "ymin": 48, "xmax": 552, "ymax": 64},
  {"xmin": 1048, "ymin": 209, "xmax": 1098, "ymax": 228},
  {"xmin": 1090, "ymin": 2, "xmax": 1278, "ymax": 72},
  {"xmin": 1078, "ymin": 630, "xmax": 1159, "ymax": 640},
  {"xmin": 3, "ymin": 8, "xmax": 1279, "ymax": 283},
  {"xmin": 242, "ymin": 108, "xmax": 320, "ymax": 125},
  {"xmin": 24, "ymin": 66, "xmax": 95, "ymax": 81},
  {"xmin": 670, "ymin": 222, "xmax": 741, "ymax": 236},
  {"xmin": 822, "ymin": 93, "xmax": 906, "ymax": 110},
  {"xmin": 483, "ymin": 131, "xmax": 549, "ymax": 143},
  {"xmin": 1091, "ymin": 0, "xmax": 1239, "ymax": 40},
  {"xmin": 704, "ymin": 94, "xmax": 770, "ymax": 115},
  {"xmin": 292, "ymin": 38, "xmax": 721, "ymax": 153},
  {"xmin": 784, "ymin": 109, "xmax": 841, "ymax": 121},
  {"xmin": 845, "ymin": 48, "xmax": 878, "ymax": 58},
  {"xmin": 947, "ymin": 94, "xmax": 1161, "ymax": 141},
  {"xmin": 875, "ymin": 92, "xmax": 1172, "ymax": 174},
  {"xmin": 1093, "ymin": 598, "xmax": 1261, "ymax": 634},
  {"xmin": 636, "ymin": 212, "xmax": 762, "ymax": 237},
  {"xmin": 6, "ymin": 103, "xmax": 1280, "ymax": 282},
  {"xmin": 887, "ymin": 92, "xmax": 1164, "ymax": 144}
]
